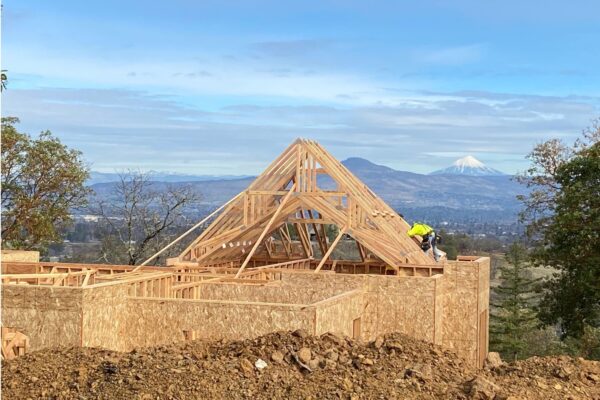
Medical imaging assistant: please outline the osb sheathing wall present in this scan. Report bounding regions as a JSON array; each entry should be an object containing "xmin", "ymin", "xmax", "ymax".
[
  {"xmin": 198, "ymin": 281, "xmax": 346, "ymax": 304},
  {"xmin": 478, "ymin": 259, "xmax": 491, "ymax": 366},
  {"xmin": 279, "ymin": 272, "xmax": 441, "ymax": 344},
  {"xmin": 1, "ymin": 285, "xmax": 82, "ymax": 351},
  {"xmin": 365, "ymin": 275, "xmax": 440, "ymax": 344},
  {"xmin": 314, "ymin": 290, "xmax": 365, "ymax": 337},
  {"xmin": 81, "ymin": 284, "xmax": 130, "ymax": 350},
  {"xmin": 2, "ymin": 282, "xmax": 151, "ymax": 353},
  {"xmin": 1, "ymin": 250, "xmax": 40, "ymax": 264},
  {"xmin": 122, "ymin": 290, "xmax": 366, "ymax": 350},
  {"xmin": 1, "ymin": 251, "xmax": 41, "ymax": 274},
  {"xmin": 1, "ymin": 263, "xmax": 38, "ymax": 274},
  {"xmin": 281, "ymin": 273, "xmax": 366, "ymax": 293},
  {"xmin": 440, "ymin": 258, "xmax": 490, "ymax": 367},
  {"xmin": 278, "ymin": 260, "xmax": 490, "ymax": 367},
  {"xmin": 121, "ymin": 298, "xmax": 316, "ymax": 350}
]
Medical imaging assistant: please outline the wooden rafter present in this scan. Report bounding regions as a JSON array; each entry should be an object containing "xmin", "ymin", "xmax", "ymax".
[
  {"xmin": 135, "ymin": 192, "xmax": 243, "ymax": 268},
  {"xmin": 234, "ymin": 183, "xmax": 297, "ymax": 278}
]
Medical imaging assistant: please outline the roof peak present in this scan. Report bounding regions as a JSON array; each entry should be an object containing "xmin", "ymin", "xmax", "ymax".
[{"xmin": 453, "ymin": 155, "xmax": 485, "ymax": 168}]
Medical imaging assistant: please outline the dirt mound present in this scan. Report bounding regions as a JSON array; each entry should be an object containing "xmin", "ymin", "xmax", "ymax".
[{"xmin": 2, "ymin": 331, "xmax": 599, "ymax": 399}]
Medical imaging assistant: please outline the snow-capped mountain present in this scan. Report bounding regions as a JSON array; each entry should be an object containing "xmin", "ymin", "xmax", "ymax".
[{"xmin": 429, "ymin": 156, "xmax": 506, "ymax": 176}]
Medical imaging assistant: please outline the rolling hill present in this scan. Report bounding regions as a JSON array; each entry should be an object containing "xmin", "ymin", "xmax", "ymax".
[{"xmin": 88, "ymin": 157, "xmax": 525, "ymax": 224}]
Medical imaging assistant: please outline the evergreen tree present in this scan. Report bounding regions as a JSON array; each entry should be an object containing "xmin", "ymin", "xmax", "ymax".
[
  {"xmin": 535, "ymin": 142, "xmax": 600, "ymax": 339},
  {"xmin": 490, "ymin": 242, "xmax": 539, "ymax": 361}
]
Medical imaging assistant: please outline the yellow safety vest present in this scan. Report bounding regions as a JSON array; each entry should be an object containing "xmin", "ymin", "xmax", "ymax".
[{"xmin": 407, "ymin": 223, "xmax": 434, "ymax": 238}]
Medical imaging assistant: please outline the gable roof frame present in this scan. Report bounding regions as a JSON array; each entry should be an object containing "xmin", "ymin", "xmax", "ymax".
[{"xmin": 168, "ymin": 138, "xmax": 435, "ymax": 270}]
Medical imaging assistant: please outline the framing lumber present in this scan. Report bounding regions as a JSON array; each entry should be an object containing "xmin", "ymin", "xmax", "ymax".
[
  {"xmin": 235, "ymin": 183, "xmax": 297, "ymax": 278},
  {"xmin": 314, "ymin": 227, "xmax": 346, "ymax": 273},
  {"xmin": 136, "ymin": 191, "xmax": 244, "ymax": 269},
  {"xmin": 307, "ymin": 209, "xmax": 328, "ymax": 256},
  {"xmin": 278, "ymin": 228, "xmax": 291, "ymax": 257},
  {"xmin": 1, "ymin": 328, "xmax": 29, "ymax": 360},
  {"xmin": 174, "ymin": 138, "xmax": 436, "ymax": 271}
]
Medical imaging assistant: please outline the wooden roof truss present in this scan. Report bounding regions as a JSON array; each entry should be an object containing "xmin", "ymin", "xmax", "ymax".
[{"xmin": 175, "ymin": 139, "xmax": 435, "ymax": 275}]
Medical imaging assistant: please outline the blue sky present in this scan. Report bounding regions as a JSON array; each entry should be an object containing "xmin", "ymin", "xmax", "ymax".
[{"xmin": 2, "ymin": 0, "xmax": 600, "ymax": 174}]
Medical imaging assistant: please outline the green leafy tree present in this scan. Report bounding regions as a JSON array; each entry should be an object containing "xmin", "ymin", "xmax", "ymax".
[
  {"xmin": 534, "ymin": 141, "xmax": 600, "ymax": 339},
  {"xmin": 1, "ymin": 117, "xmax": 90, "ymax": 250},
  {"xmin": 490, "ymin": 242, "xmax": 539, "ymax": 361},
  {"xmin": 516, "ymin": 119, "xmax": 600, "ymax": 239}
]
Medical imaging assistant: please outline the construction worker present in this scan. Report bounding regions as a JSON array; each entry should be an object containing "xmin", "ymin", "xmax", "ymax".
[{"xmin": 407, "ymin": 222, "xmax": 442, "ymax": 262}]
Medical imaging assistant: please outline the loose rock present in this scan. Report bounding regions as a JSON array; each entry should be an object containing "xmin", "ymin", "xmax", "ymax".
[
  {"xmin": 386, "ymin": 341, "xmax": 404, "ymax": 352},
  {"xmin": 271, "ymin": 351, "xmax": 284, "ymax": 364},
  {"xmin": 292, "ymin": 329, "xmax": 309, "ymax": 339},
  {"xmin": 466, "ymin": 376, "xmax": 500, "ymax": 399},
  {"xmin": 254, "ymin": 359, "xmax": 268, "ymax": 370},
  {"xmin": 297, "ymin": 347, "xmax": 312, "ymax": 364},
  {"xmin": 484, "ymin": 352, "xmax": 503, "ymax": 369},
  {"xmin": 240, "ymin": 359, "xmax": 253, "ymax": 375}
]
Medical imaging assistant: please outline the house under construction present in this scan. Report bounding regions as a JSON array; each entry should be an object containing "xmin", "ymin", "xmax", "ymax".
[{"xmin": 1, "ymin": 139, "xmax": 490, "ymax": 367}]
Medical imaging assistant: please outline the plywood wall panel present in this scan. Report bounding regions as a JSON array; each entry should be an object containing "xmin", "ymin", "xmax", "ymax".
[
  {"xmin": 314, "ymin": 291, "xmax": 365, "ymax": 338},
  {"xmin": 1, "ymin": 250, "xmax": 40, "ymax": 263},
  {"xmin": 199, "ymin": 282, "xmax": 343, "ymax": 304},
  {"xmin": 82, "ymin": 285, "xmax": 130, "ymax": 351},
  {"xmin": 361, "ymin": 292, "xmax": 379, "ymax": 340},
  {"xmin": 121, "ymin": 298, "xmax": 316, "ymax": 350},
  {"xmin": 1, "ymin": 285, "xmax": 82, "ymax": 351}
]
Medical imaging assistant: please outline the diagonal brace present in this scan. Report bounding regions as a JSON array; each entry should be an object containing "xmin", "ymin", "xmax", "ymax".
[
  {"xmin": 314, "ymin": 226, "xmax": 346, "ymax": 273},
  {"xmin": 234, "ymin": 183, "xmax": 297, "ymax": 278}
]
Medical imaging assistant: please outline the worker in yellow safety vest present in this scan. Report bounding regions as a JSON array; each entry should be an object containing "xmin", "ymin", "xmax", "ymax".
[{"xmin": 407, "ymin": 222, "xmax": 442, "ymax": 262}]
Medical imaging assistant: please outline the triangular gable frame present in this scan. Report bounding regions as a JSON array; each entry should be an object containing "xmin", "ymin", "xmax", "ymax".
[{"xmin": 176, "ymin": 139, "xmax": 434, "ymax": 272}]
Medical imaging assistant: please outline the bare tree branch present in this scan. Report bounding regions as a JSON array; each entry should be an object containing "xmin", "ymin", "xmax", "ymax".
[{"xmin": 92, "ymin": 171, "xmax": 201, "ymax": 265}]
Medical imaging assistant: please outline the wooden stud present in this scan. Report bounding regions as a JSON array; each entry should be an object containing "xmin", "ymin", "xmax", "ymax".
[{"xmin": 234, "ymin": 184, "xmax": 297, "ymax": 278}]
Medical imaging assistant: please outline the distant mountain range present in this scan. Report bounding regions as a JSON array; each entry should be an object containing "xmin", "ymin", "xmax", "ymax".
[
  {"xmin": 88, "ymin": 156, "xmax": 525, "ymax": 224},
  {"xmin": 430, "ymin": 156, "xmax": 506, "ymax": 176},
  {"xmin": 337, "ymin": 157, "xmax": 522, "ymax": 213},
  {"xmin": 88, "ymin": 171, "xmax": 252, "ymax": 185}
]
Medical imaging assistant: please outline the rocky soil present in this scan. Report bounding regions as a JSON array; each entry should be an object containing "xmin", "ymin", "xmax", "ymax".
[{"xmin": 2, "ymin": 330, "xmax": 599, "ymax": 399}]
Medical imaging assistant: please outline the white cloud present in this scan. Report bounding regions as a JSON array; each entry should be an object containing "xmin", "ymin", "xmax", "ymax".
[
  {"xmin": 3, "ymin": 87, "xmax": 598, "ymax": 175},
  {"xmin": 7, "ymin": 48, "xmax": 384, "ymax": 105},
  {"xmin": 414, "ymin": 44, "xmax": 485, "ymax": 66}
]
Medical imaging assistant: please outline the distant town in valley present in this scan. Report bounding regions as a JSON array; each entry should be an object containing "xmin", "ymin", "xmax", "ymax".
[{"xmin": 52, "ymin": 154, "xmax": 522, "ymax": 262}]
